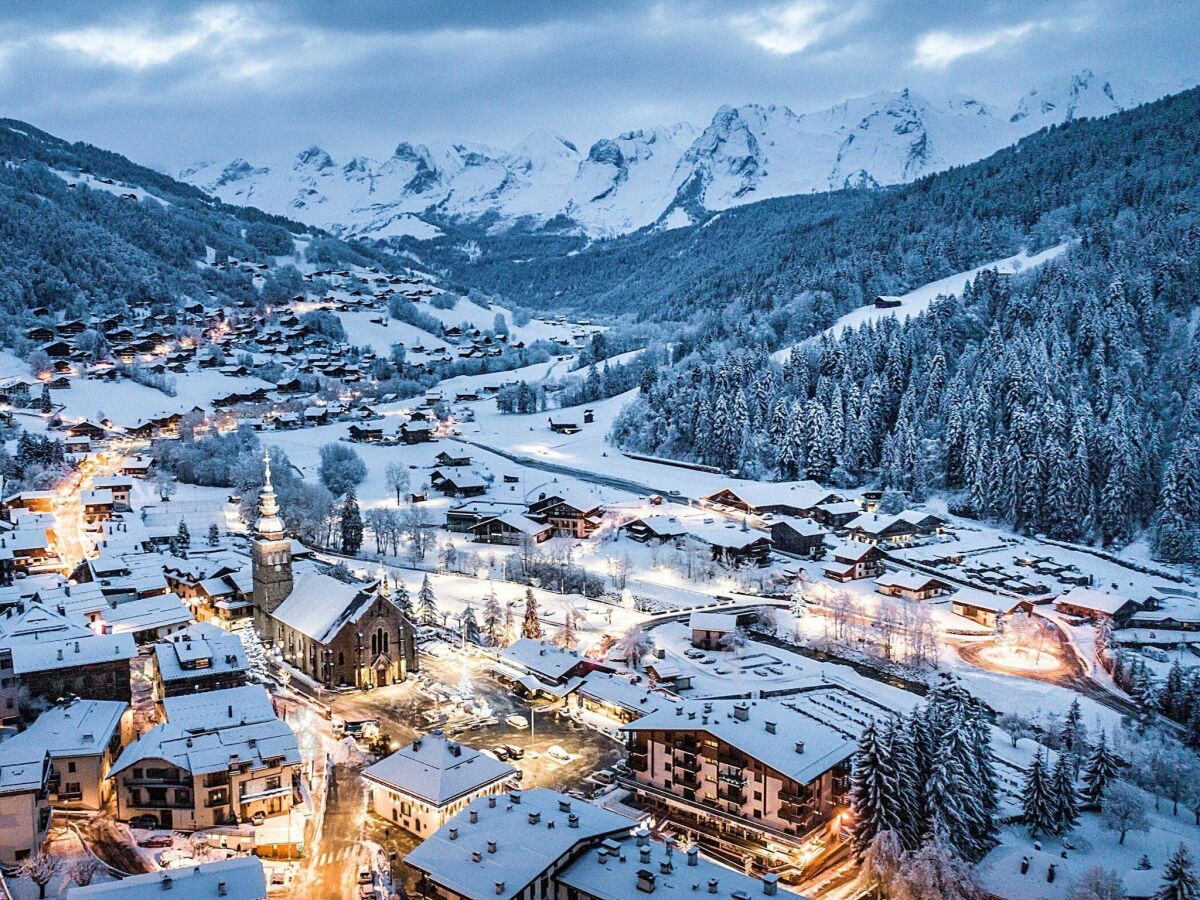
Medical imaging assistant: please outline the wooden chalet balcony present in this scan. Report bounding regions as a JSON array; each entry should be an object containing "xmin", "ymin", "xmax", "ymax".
[
  {"xmin": 717, "ymin": 786, "xmax": 746, "ymax": 805},
  {"xmin": 673, "ymin": 772, "xmax": 702, "ymax": 790},
  {"xmin": 672, "ymin": 752, "xmax": 701, "ymax": 772}
]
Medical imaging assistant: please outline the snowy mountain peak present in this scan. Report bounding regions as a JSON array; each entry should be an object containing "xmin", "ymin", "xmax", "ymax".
[{"xmin": 180, "ymin": 71, "xmax": 1184, "ymax": 239}]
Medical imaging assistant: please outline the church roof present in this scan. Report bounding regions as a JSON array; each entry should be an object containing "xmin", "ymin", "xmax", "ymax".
[{"xmin": 271, "ymin": 572, "xmax": 378, "ymax": 645}]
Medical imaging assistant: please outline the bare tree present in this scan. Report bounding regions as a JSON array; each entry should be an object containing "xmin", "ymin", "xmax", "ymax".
[
  {"xmin": 67, "ymin": 857, "xmax": 102, "ymax": 888},
  {"xmin": 18, "ymin": 851, "xmax": 61, "ymax": 899},
  {"xmin": 385, "ymin": 462, "xmax": 410, "ymax": 506},
  {"xmin": 1102, "ymin": 782, "xmax": 1149, "ymax": 844}
]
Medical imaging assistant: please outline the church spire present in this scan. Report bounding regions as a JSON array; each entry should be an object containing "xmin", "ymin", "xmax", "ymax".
[{"xmin": 255, "ymin": 451, "xmax": 285, "ymax": 540}]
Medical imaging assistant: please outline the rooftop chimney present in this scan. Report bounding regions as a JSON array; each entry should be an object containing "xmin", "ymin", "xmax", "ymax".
[
  {"xmin": 558, "ymin": 800, "xmax": 572, "ymax": 813},
  {"xmin": 527, "ymin": 811, "xmax": 540, "ymax": 825},
  {"xmin": 640, "ymin": 847, "xmax": 652, "ymax": 864},
  {"xmin": 509, "ymin": 790, "xmax": 521, "ymax": 804},
  {"xmin": 765, "ymin": 721, "xmax": 776, "ymax": 734},
  {"xmin": 795, "ymin": 741, "xmax": 805, "ymax": 754},
  {"xmin": 762, "ymin": 873, "xmax": 779, "ymax": 895},
  {"xmin": 568, "ymin": 814, "xmax": 579, "ymax": 828},
  {"xmin": 687, "ymin": 846, "xmax": 699, "ymax": 867},
  {"xmin": 495, "ymin": 883, "xmax": 505, "ymax": 895},
  {"xmin": 637, "ymin": 870, "xmax": 656, "ymax": 894},
  {"xmin": 448, "ymin": 828, "xmax": 458, "ymax": 841},
  {"xmin": 469, "ymin": 810, "xmax": 478, "ymax": 824},
  {"xmin": 733, "ymin": 703, "xmax": 749, "ymax": 721},
  {"xmin": 708, "ymin": 878, "xmax": 719, "ymax": 894},
  {"xmin": 487, "ymin": 840, "xmax": 497, "ymax": 854},
  {"xmin": 472, "ymin": 851, "xmax": 481, "ymax": 863},
  {"xmin": 218, "ymin": 882, "xmax": 227, "ymax": 897}
]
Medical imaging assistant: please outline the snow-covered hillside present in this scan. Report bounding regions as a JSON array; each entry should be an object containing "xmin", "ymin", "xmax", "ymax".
[{"xmin": 180, "ymin": 70, "xmax": 1164, "ymax": 239}]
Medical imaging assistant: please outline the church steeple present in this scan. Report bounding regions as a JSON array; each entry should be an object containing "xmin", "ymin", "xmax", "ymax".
[
  {"xmin": 255, "ymin": 451, "xmax": 285, "ymax": 540},
  {"xmin": 251, "ymin": 450, "xmax": 293, "ymax": 634}
]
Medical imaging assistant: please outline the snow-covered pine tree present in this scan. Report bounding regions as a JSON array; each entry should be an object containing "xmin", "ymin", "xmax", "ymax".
[
  {"xmin": 206, "ymin": 522, "xmax": 220, "ymax": 546},
  {"xmin": 1050, "ymin": 752, "xmax": 1080, "ymax": 835},
  {"xmin": 521, "ymin": 588, "xmax": 541, "ymax": 639},
  {"xmin": 460, "ymin": 605, "xmax": 480, "ymax": 645},
  {"xmin": 1081, "ymin": 732, "xmax": 1120, "ymax": 809},
  {"xmin": 482, "ymin": 589, "xmax": 503, "ymax": 646},
  {"xmin": 1156, "ymin": 844, "xmax": 1200, "ymax": 900},
  {"xmin": 849, "ymin": 721, "xmax": 896, "ymax": 857},
  {"xmin": 391, "ymin": 579, "xmax": 412, "ymax": 616},
  {"xmin": 1060, "ymin": 698, "xmax": 1087, "ymax": 771},
  {"xmin": 417, "ymin": 575, "xmax": 438, "ymax": 627},
  {"xmin": 1021, "ymin": 749, "xmax": 1056, "ymax": 838},
  {"xmin": 340, "ymin": 487, "xmax": 363, "ymax": 555}
]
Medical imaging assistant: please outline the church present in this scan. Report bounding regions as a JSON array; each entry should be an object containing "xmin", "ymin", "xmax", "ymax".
[{"xmin": 251, "ymin": 455, "xmax": 418, "ymax": 690}]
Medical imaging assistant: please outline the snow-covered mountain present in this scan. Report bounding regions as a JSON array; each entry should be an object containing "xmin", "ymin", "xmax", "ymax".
[{"xmin": 181, "ymin": 70, "xmax": 1157, "ymax": 239}]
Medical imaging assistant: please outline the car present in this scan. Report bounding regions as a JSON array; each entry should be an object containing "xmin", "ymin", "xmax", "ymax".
[
  {"xmin": 684, "ymin": 649, "xmax": 706, "ymax": 659},
  {"xmin": 491, "ymin": 746, "xmax": 511, "ymax": 761},
  {"xmin": 137, "ymin": 835, "xmax": 174, "ymax": 848},
  {"xmin": 506, "ymin": 714, "xmax": 529, "ymax": 729},
  {"xmin": 358, "ymin": 864, "xmax": 373, "ymax": 885},
  {"xmin": 502, "ymin": 744, "xmax": 524, "ymax": 760},
  {"xmin": 547, "ymin": 744, "xmax": 571, "ymax": 764},
  {"xmin": 250, "ymin": 812, "xmax": 265, "ymax": 826},
  {"xmin": 128, "ymin": 814, "xmax": 159, "ymax": 830},
  {"xmin": 591, "ymin": 769, "xmax": 616, "ymax": 786}
]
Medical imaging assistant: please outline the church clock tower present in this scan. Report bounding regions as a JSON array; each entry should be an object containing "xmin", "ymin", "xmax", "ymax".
[{"xmin": 251, "ymin": 452, "xmax": 293, "ymax": 636}]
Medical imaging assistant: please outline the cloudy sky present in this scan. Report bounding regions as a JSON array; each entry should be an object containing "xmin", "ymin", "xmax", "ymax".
[{"xmin": 0, "ymin": 0, "xmax": 1195, "ymax": 171}]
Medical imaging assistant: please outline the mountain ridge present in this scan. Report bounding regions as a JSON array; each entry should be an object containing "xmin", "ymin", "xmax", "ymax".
[{"xmin": 179, "ymin": 69, "xmax": 1174, "ymax": 240}]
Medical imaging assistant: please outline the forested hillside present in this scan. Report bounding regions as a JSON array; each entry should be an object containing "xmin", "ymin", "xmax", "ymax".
[
  {"xmin": 0, "ymin": 119, "xmax": 391, "ymax": 345},
  {"xmin": 608, "ymin": 88, "xmax": 1200, "ymax": 557},
  {"xmin": 416, "ymin": 88, "xmax": 1199, "ymax": 339}
]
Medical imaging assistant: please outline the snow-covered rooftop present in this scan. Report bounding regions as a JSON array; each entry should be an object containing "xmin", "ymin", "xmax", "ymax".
[
  {"xmin": 688, "ymin": 612, "xmax": 738, "ymax": 633},
  {"xmin": 271, "ymin": 571, "xmax": 376, "ymax": 644},
  {"xmin": 154, "ymin": 622, "xmax": 247, "ymax": 685},
  {"xmin": 404, "ymin": 789, "xmax": 631, "ymax": 900},
  {"xmin": 362, "ymin": 731, "xmax": 516, "ymax": 806},
  {"xmin": 498, "ymin": 638, "xmax": 588, "ymax": 682},
  {"xmin": 63, "ymin": 856, "xmax": 266, "ymax": 899},
  {"xmin": 1055, "ymin": 587, "xmax": 1134, "ymax": 615},
  {"xmin": 0, "ymin": 698, "xmax": 126, "ymax": 759}
]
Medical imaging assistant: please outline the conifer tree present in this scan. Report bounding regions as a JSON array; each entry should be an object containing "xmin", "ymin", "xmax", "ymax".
[
  {"xmin": 340, "ymin": 487, "xmax": 363, "ymax": 555},
  {"xmin": 1021, "ymin": 749, "xmax": 1056, "ymax": 838},
  {"xmin": 1050, "ymin": 752, "xmax": 1080, "ymax": 835},
  {"xmin": 1082, "ymin": 732, "xmax": 1120, "ymax": 809},
  {"xmin": 850, "ymin": 722, "xmax": 896, "ymax": 857},
  {"xmin": 206, "ymin": 522, "xmax": 220, "ymax": 546},
  {"xmin": 392, "ymin": 580, "xmax": 412, "ymax": 616},
  {"xmin": 482, "ymin": 589, "xmax": 504, "ymax": 646},
  {"xmin": 522, "ymin": 588, "xmax": 541, "ymax": 639},
  {"xmin": 460, "ymin": 605, "xmax": 480, "ymax": 645},
  {"xmin": 417, "ymin": 575, "xmax": 438, "ymax": 627},
  {"xmin": 1156, "ymin": 844, "xmax": 1200, "ymax": 900}
]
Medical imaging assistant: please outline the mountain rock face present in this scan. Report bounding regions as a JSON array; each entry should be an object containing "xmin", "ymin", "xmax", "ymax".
[{"xmin": 180, "ymin": 70, "xmax": 1151, "ymax": 239}]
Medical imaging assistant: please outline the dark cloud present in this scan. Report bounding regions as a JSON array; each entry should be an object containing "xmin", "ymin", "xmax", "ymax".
[{"xmin": 0, "ymin": 0, "xmax": 1194, "ymax": 171}]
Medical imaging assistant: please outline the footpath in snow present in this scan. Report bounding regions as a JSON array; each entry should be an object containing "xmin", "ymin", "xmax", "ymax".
[{"xmin": 772, "ymin": 241, "xmax": 1071, "ymax": 362}]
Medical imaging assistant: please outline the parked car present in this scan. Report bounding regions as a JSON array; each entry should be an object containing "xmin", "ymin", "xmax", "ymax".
[
  {"xmin": 502, "ymin": 744, "xmax": 524, "ymax": 760},
  {"xmin": 138, "ymin": 835, "xmax": 174, "ymax": 848},
  {"xmin": 491, "ymin": 746, "xmax": 512, "ymax": 761},
  {"xmin": 506, "ymin": 714, "xmax": 529, "ymax": 729},
  {"xmin": 128, "ymin": 814, "xmax": 159, "ymax": 830},
  {"xmin": 358, "ymin": 864, "xmax": 373, "ymax": 885},
  {"xmin": 547, "ymin": 744, "xmax": 571, "ymax": 764},
  {"xmin": 591, "ymin": 769, "xmax": 616, "ymax": 786}
]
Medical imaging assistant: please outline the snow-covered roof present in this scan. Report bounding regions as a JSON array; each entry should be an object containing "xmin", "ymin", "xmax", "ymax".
[
  {"xmin": 1054, "ymin": 587, "xmax": 1133, "ymax": 615},
  {"xmin": 80, "ymin": 488, "xmax": 114, "ymax": 506},
  {"xmin": 577, "ymin": 672, "xmax": 677, "ymax": 716},
  {"xmin": 9, "ymin": 632, "xmax": 137, "ymax": 675},
  {"xmin": 769, "ymin": 515, "xmax": 826, "ymax": 536},
  {"xmin": 875, "ymin": 571, "xmax": 949, "ymax": 592},
  {"xmin": 622, "ymin": 699, "xmax": 857, "ymax": 786},
  {"xmin": 0, "ymin": 698, "xmax": 126, "ymax": 759},
  {"xmin": 154, "ymin": 622, "xmax": 247, "ymax": 685},
  {"xmin": 404, "ymin": 789, "xmax": 631, "ymax": 900},
  {"xmin": 96, "ymin": 592, "xmax": 192, "ymax": 635},
  {"xmin": 826, "ymin": 540, "xmax": 876, "ymax": 563},
  {"xmin": 0, "ymin": 743, "xmax": 48, "ymax": 795},
  {"xmin": 64, "ymin": 857, "xmax": 266, "ymax": 899},
  {"xmin": 679, "ymin": 519, "xmax": 771, "ymax": 549},
  {"xmin": 628, "ymin": 514, "xmax": 687, "ymax": 537},
  {"xmin": 557, "ymin": 834, "xmax": 806, "ymax": 899},
  {"xmin": 270, "ymin": 571, "xmax": 377, "ymax": 644},
  {"xmin": 498, "ymin": 639, "xmax": 586, "ymax": 682},
  {"xmin": 688, "ymin": 612, "xmax": 738, "ymax": 633},
  {"xmin": 474, "ymin": 513, "xmax": 551, "ymax": 536},
  {"xmin": 362, "ymin": 732, "xmax": 516, "ymax": 806},
  {"xmin": 163, "ymin": 684, "xmax": 276, "ymax": 731},
  {"xmin": 704, "ymin": 480, "xmax": 836, "ymax": 510}
]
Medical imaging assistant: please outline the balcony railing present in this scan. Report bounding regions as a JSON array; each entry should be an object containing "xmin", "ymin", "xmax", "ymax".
[{"xmin": 672, "ymin": 753, "xmax": 701, "ymax": 772}]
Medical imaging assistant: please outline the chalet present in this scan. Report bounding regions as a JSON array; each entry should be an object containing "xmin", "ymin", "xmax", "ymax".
[
  {"xmin": 701, "ymin": 481, "xmax": 842, "ymax": 518},
  {"xmin": 434, "ymin": 450, "xmax": 472, "ymax": 468},
  {"xmin": 571, "ymin": 671, "xmax": 677, "ymax": 724},
  {"xmin": 768, "ymin": 516, "xmax": 827, "ymax": 557},
  {"xmin": 363, "ymin": 731, "xmax": 516, "ymax": 838},
  {"xmin": 348, "ymin": 424, "xmax": 384, "ymax": 443},
  {"xmin": 399, "ymin": 421, "xmax": 434, "ymax": 444},
  {"xmin": 823, "ymin": 541, "xmax": 884, "ymax": 582},
  {"xmin": 430, "ymin": 468, "xmax": 488, "ymax": 499},
  {"xmin": 41, "ymin": 340, "xmax": 73, "ymax": 358},
  {"xmin": 951, "ymin": 592, "xmax": 1028, "ymax": 629},
  {"xmin": 443, "ymin": 502, "xmax": 521, "ymax": 534},
  {"xmin": 93, "ymin": 475, "xmax": 134, "ymax": 507},
  {"xmin": 622, "ymin": 514, "xmax": 687, "ymax": 544},
  {"xmin": 1054, "ymin": 588, "xmax": 1139, "ymax": 623},
  {"xmin": 583, "ymin": 408, "xmax": 594, "ymax": 424},
  {"xmin": 526, "ymin": 489, "xmax": 603, "ymax": 539},
  {"xmin": 548, "ymin": 418, "xmax": 581, "ymax": 435},
  {"xmin": 812, "ymin": 500, "xmax": 864, "ymax": 528},
  {"xmin": 80, "ymin": 488, "xmax": 115, "ymax": 523},
  {"xmin": 874, "ymin": 295, "xmax": 903, "ymax": 308},
  {"xmin": 470, "ymin": 513, "xmax": 553, "ymax": 546},
  {"xmin": 875, "ymin": 571, "xmax": 953, "ymax": 601},
  {"xmin": 688, "ymin": 612, "xmax": 739, "ymax": 650},
  {"xmin": 302, "ymin": 406, "xmax": 329, "ymax": 425},
  {"xmin": 680, "ymin": 519, "xmax": 773, "ymax": 568},
  {"xmin": 844, "ymin": 510, "xmax": 946, "ymax": 546},
  {"xmin": 493, "ymin": 639, "xmax": 605, "ymax": 696},
  {"xmin": 25, "ymin": 325, "xmax": 55, "ymax": 342},
  {"xmin": 1, "ymin": 491, "xmax": 56, "ymax": 516}
]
